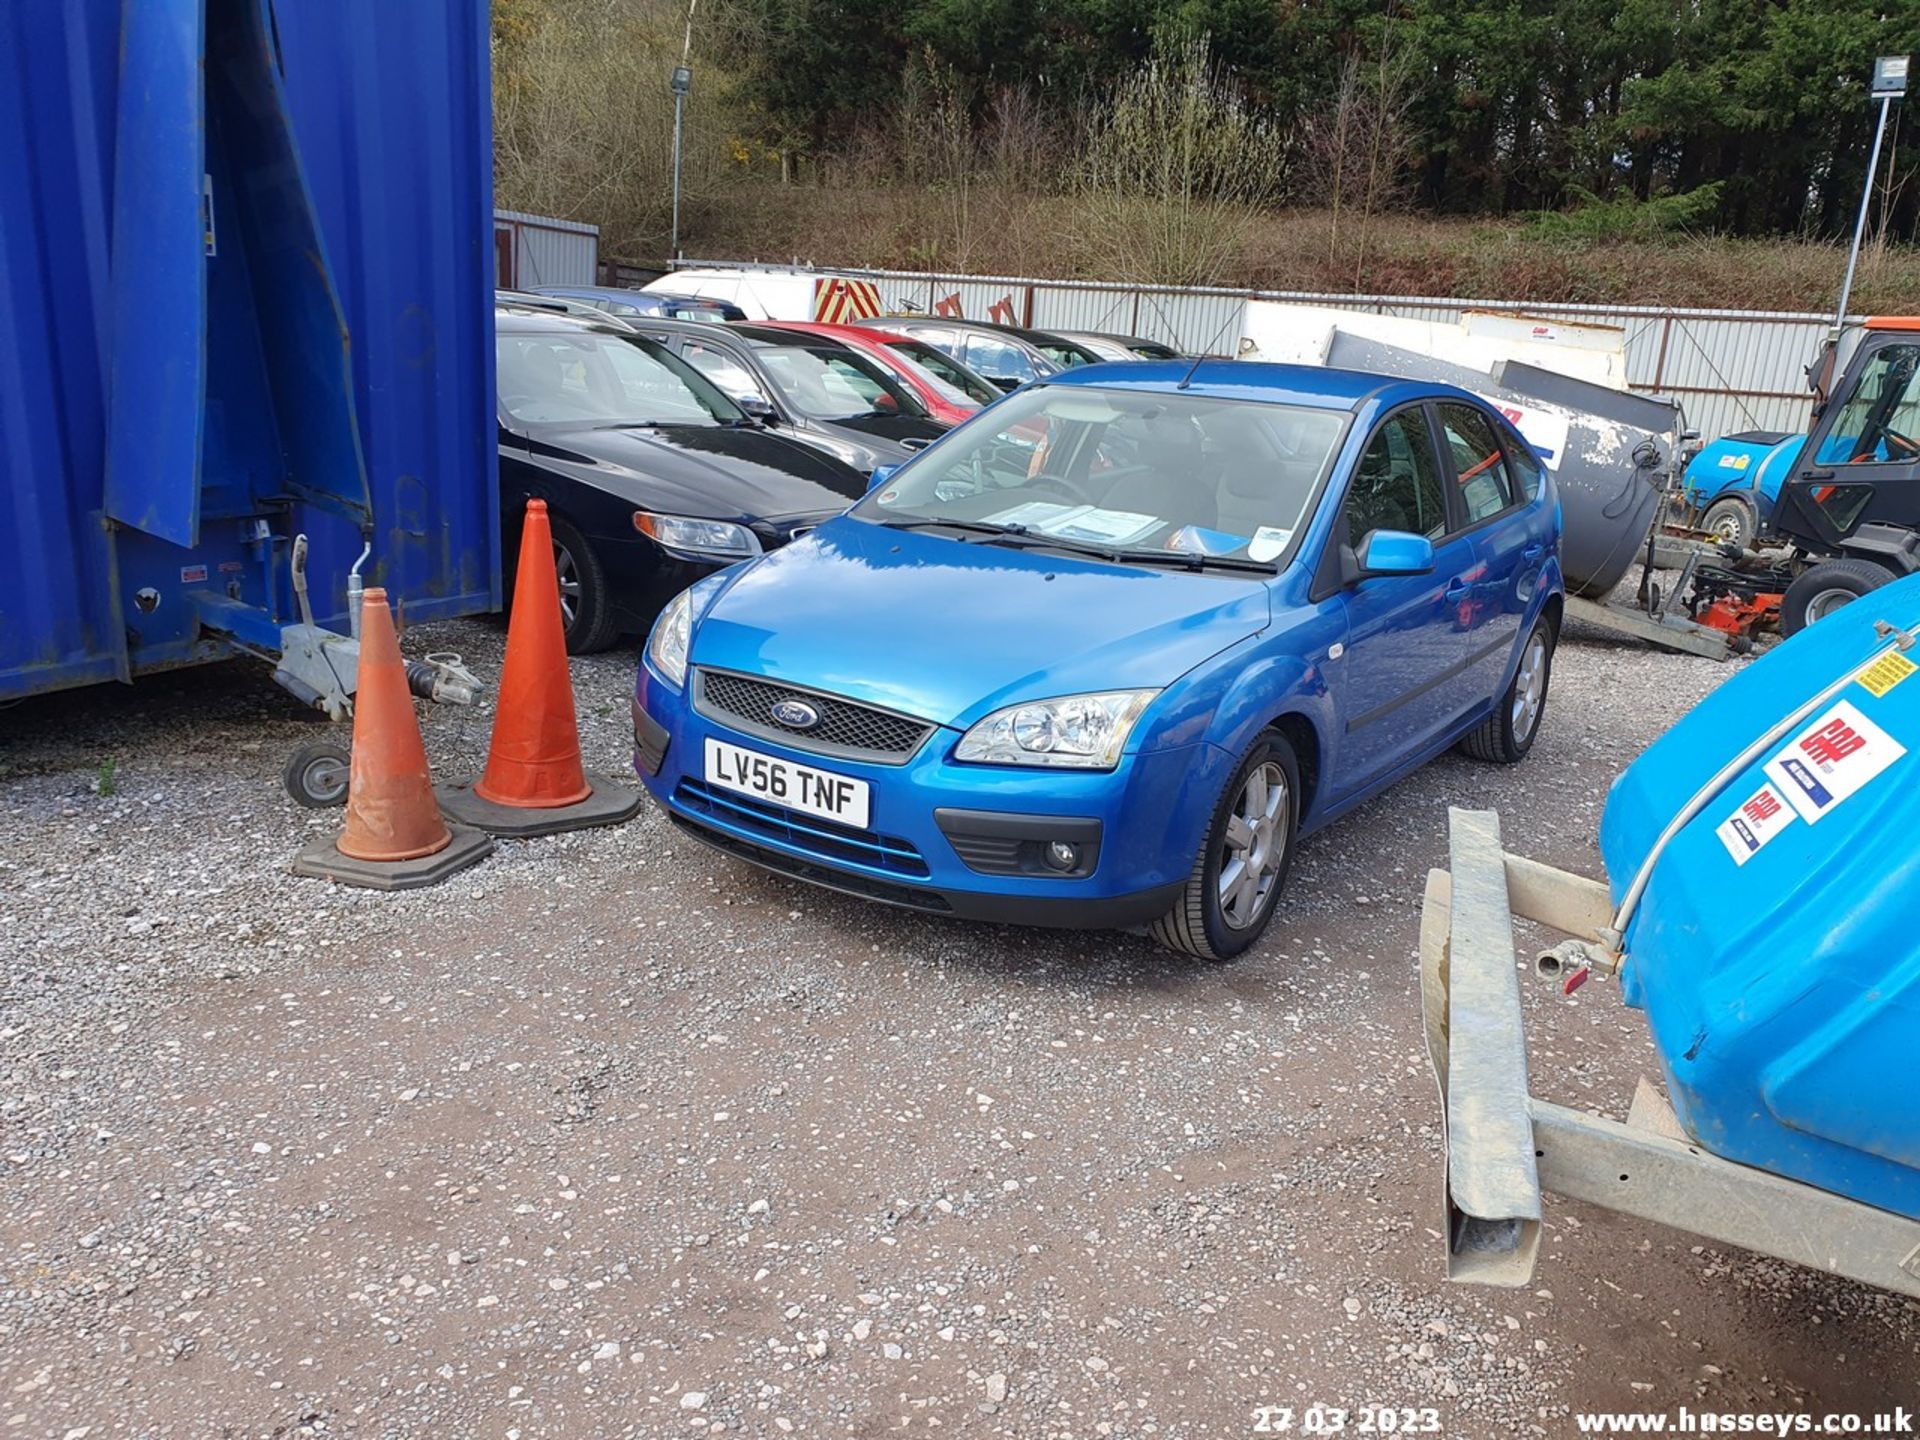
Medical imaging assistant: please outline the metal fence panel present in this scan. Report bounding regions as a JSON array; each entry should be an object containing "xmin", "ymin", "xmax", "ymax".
[
  {"xmin": 676, "ymin": 259, "xmax": 1841, "ymax": 441},
  {"xmin": 495, "ymin": 209, "xmax": 598, "ymax": 288}
]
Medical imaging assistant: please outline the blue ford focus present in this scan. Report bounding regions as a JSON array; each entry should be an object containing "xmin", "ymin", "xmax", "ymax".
[{"xmin": 633, "ymin": 362, "xmax": 1563, "ymax": 958}]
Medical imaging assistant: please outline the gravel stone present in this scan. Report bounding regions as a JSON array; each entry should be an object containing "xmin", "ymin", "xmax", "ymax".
[{"xmin": 0, "ymin": 608, "xmax": 1912, "ymax": 1435}]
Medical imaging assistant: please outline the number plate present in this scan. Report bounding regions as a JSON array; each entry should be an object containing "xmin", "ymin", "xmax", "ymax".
[{"xmin": 704, "ymin": 738, "xmax": 871, "ymax": 829}]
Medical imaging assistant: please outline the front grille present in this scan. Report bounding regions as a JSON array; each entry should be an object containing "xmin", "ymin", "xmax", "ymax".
[
  {"xmin": 675, "ymin": 779, "xmax": 929, "ymax": 878},
  {"xmin": 694, "ymin": 669, "xmax": 934, "ymax": 764}
]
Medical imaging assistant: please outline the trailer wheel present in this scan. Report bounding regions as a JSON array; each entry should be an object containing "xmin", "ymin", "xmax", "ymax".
[
  {"xmin": 283, "ymin": 739, "xmax": 352, "ymax": 808},
  {"xmin": 1700, "ymin": 496, "xmax": 1756, "ymax": 550},
  {"xmin": 1780, "ymin": 558, "xmax": 1893, "ymax": 637}
]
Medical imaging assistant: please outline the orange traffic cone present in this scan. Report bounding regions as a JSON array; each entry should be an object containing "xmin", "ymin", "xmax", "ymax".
[
  {"xmin": 292, "ymin": 588, "xmax": 493, "ymax": 889},
  {"xmin": 438, "ymin": 500, "xmax": 641, "ymax": 837}
]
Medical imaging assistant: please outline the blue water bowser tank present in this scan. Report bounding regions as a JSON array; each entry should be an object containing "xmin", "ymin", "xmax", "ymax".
[{"xmin": 1600, "ymin": 574, "xmax": 1920, "ymax": 1219}]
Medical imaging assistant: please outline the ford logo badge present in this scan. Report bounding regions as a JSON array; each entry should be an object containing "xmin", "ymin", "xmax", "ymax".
[{"xmin": 771, "ymin": 698, "xmax": 821, "ymax": 730}]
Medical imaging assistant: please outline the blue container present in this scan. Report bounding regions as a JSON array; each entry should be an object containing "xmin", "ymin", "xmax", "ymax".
[
  {"xmin": 1600, "ymin": 573, "xmax": 1920, "ymax": 1218},
  {"xmin": 1679, "ymin": 432, "xmax": 1805, "ymax": 519},
  {"xmin": 0, "ymin": 0, "xmax": 497, "ymax": 703}
]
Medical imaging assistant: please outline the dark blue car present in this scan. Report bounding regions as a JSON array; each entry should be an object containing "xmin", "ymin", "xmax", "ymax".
[
  {"xmin": 531, "ymin": 284, "xmax": 747, "ymax": 323},
  {"xmin": 633, "ymin": 362, "xmax": 1564, "ymax": 958}
]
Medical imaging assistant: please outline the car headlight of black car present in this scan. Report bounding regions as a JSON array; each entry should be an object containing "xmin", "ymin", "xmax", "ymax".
[{"xmin": 633, "ymin": 510, "xmax": 763, "ymax": 561}]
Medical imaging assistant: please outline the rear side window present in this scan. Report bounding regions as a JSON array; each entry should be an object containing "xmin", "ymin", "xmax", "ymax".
[
  {"xmin": 1346, "ymin": 409, "xmax": 1448, "ymax": 542},
  {"xmin": 682, "ymin": 342, "xmax": 770, "ymax": 406},
  {"xmin": 1438, "ymin": 403, "xmax": 1514, "ymax": 525},
  {"xmin": 1501, "ymin": 421, "xmax": 1544, "ymax": 500},
  {"xmin": 962, "ymin": 334, "xmax": 1040, "ymax": 384}
]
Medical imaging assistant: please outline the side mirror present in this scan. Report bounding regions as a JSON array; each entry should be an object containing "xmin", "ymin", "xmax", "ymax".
[
  {"xmin": 1358, "ymin": 530, "xmax": 1435, "ymax": 578},
  {"xmin": 866, "ymin": 462, "xmax": 901, "ymax": 493},
  {"xmin": 987, "ymin": 375, "xmax": 1021, "ymax": 393},
  {"xmin": 737, "ymin": 395, "xmax": 777, "ymax": 424}
]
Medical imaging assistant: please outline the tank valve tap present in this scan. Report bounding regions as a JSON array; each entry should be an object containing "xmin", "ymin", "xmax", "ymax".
[{"xmin": 1536, "ymin": 937, "xmax": 1620, "ymax": 995}]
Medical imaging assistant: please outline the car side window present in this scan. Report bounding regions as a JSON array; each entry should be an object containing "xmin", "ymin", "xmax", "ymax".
[
  {"xmin": 1437, "ymin": 404, "xmax": 1515, "ymax": 525},
  {"xmin": 1344, "ymin": 409, "xmax": 1448, "ymax": 545},
  {"xmin": 682, "ymin": 342, "xmax": 770, "ymax": 406},
  {"xmin": 962, "ymin": 335, "xmax": 1038, "ymax": 385},
  {"xmin": 1500, "ymin": 421, "xmax": 1544, "ymax": 501}
]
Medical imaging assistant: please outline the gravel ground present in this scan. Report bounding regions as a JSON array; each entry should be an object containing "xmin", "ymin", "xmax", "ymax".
[{"xmin": 2, "ymin": 603, "xmax": 1916, "ymax": 1438}]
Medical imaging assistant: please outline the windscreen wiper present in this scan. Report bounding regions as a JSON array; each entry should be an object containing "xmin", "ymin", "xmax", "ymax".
[
  {"xmin": 1119, "ymin": 549, "xmax": 1277, "ymax": 574},
  {"xmin": 868, "ymin": 515, "xmax": 1126, "ymax": 562},
  {"xmin": 870, "ymin": 516, "xmax": 1025, "ymax": 539}
]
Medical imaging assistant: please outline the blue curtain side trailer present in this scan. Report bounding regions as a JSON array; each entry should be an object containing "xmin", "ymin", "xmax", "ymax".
[{"xmin": 0, "ymin": 0, "xmax": 499, "ymax": 710}]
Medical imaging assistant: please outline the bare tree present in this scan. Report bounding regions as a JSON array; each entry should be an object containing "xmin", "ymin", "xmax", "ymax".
[
  {"xmin": 492, "ymin": 0, "xmax": 755, "ymax": 260},
  {"xmin": 1078, "ymin": 33, "xmax": 1290, "ymax": 286},
  {"xmin": 1297, "ymin": 34, "xmax": 1421, "ymax": 280}
]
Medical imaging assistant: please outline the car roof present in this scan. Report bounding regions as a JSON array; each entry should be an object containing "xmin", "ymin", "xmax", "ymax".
[
  {"xmin": 628, "ymin": 318, "xmax": 858, "ymax": 352},
  {"xmin": 1057, "ymin": 329, "xmax": 1177, "ymax": 350},
  {"xmin": 493, "ymin": 301, "xmax": 635, "ymax": 336},
  {"xmin": 531, "ymin": 285, "xmax": 645, "ymax": 300},
  {"xmin": 536, "ymin": 284, "xmax": 738, "ymax": 308},
  {"xmin": 1040, "ymin": 359, "xmax": 1483, "ymax": 412}
]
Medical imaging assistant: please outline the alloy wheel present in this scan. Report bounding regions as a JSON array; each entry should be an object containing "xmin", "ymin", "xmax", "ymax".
[
  {"xmin": 552, "ymin": 541, "xmax": 581, "ymax": 629},
  {"xmin": 1218, "ymin": 761, "xmax": 1289, "ymax": 931},
  {"xmin": 1511, "ymin": 630, "xmax": 1548, "ymax": 742}
]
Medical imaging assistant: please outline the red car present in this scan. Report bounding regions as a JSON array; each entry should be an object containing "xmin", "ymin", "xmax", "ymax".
[{"xmin": 751, "ymin": 321, "xmax": 1003, "ymax": 427}]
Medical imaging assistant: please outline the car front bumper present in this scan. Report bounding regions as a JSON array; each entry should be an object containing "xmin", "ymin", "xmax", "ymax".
[{"xmin": 632, "ymin": 665, "xmax": 1229, "ymax": 930}]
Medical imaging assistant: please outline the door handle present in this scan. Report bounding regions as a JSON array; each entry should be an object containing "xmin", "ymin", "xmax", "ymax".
[{"xmin": 1802, "ymin": 469, "xmax": 1836, "ymax": 481}]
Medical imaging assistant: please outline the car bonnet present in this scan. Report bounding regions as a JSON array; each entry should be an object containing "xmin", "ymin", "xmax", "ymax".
[{"xmin": 685, "ymin": 515, "xmax": 1272, "ymax": 730}]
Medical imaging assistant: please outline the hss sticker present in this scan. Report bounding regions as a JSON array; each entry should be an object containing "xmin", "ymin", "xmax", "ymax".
[
  {"xmin": 1763, "ymin": 699, "xmax": 1906, "ymax": 824},
  {"xmin": 1715, "ymin": 782, "xmax": 1796, "ymax": 865}
]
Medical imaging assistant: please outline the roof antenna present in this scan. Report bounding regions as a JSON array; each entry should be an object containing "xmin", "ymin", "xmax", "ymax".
[{"xmin": 1176, "ymin": 306, "xmax": 1238, "ymax": 388}]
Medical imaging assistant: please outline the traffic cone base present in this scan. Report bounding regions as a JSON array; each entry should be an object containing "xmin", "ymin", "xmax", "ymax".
[
  {"xmin": 291, "ymin": 585, "xmax": 493, "ymax": 890},
  {"xmin": 444, "ymin": 498, "xmax": 638, "ymax": 838},
  {"xmin": 437, "ymin": 771, "xmax": 641, "ymax": 838},
  {"xmin": 292, "ymin": 821, "xmax": 493, "ymax": 892}
]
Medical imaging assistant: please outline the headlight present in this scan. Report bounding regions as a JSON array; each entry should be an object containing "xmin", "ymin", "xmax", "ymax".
[
  {"xmin": 954, "ymin": 690, "xmax": 1158, "ymax": 769},
  {"xmin": 633, "ymin": 511, "xmax": 763, "ymax": 561},
  {"xmin": 646, "ymin": 588, "xmax": 693, "ymax": 686}
]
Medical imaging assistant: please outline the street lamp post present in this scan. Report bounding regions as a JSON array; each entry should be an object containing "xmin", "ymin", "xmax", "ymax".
[
  {"xmin": 1835, "ymin": 55, "xmax": 1909, "ymax": 335},
  {"xmin": 670, "ymin": 63, "xmax": 692, "ymax": 261}
]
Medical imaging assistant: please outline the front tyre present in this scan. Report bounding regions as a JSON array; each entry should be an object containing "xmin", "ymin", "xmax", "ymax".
[
  {"xmin": 1459, "ymin": 614, "xmax": 1554, "ymax": 764},
  {"xmin": 548, "ymin": 514, "xmax": 619, "ymax": 655},
  {"xmin": 1150, "ymin": 729, "xmax": 1300, "ymax": 961},
  {"xmin": 1780, "ymin": 557, "xmax": 1893, "ymax": 637}
]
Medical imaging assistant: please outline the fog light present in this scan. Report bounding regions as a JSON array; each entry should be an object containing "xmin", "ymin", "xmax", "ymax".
[{"xmin": 1045, "ymin": 841, "xmax": 1079, "ymax": 871}]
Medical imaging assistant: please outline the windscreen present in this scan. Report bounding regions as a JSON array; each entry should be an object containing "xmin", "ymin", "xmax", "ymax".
[
  {"xmin": 886, "ymin": 339, "xmax": 1000, "ymax": 405},
  {"xmin": 854, "ymin": 385, "xmax": 1347, "ymax": 567},
  {"xmin": 756, "ymin": 346, "xmax": 931, "ymax": 422},
  {"xmin": 496, "ymin": 330, "xmax": 741, "ymax": 427}
]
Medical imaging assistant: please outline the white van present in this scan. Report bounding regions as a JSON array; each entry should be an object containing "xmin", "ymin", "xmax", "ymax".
[
  {"xmin": 642, "ymin": 268, "xmax": 811, "ymax": 321},
  {"xmin": 643, "ymin": 268, "xmax": 894, "ymax": 324}
]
